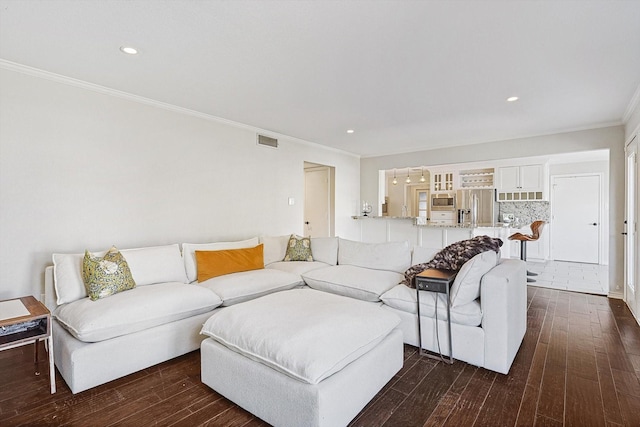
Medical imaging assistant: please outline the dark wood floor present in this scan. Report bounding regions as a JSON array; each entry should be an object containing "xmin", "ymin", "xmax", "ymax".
[{"xmin": 1, "ymin": 286, "xmax": 640, "ymax": 426}]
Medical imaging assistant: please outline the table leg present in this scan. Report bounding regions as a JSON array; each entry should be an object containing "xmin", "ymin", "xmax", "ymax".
[
  {"xmin": 445, "ymin": 284, "xmax": 454, "ymax": 364},
  {"xmin": 446, "ymin": 301, "xmax": 454, "ymax": 364},
  {"xmin": 416, "ymin": 286, "xmax": 424, "ymax": 356},
  {"xmin": 34, "ymin": 340, "xmax": 40, "ymax": 375},
  {"xmin": 48, "ymin": 335, "xmax": 56, "ymax": 393}
]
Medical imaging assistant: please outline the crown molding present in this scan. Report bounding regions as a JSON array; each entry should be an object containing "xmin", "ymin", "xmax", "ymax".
[
  {"xmin": 623, "ymin": 81, "xmax": 640, "ymax": 124},
  {"xmin": 0, "ymin": 59, "xmax": 359, "ymax": 159}
]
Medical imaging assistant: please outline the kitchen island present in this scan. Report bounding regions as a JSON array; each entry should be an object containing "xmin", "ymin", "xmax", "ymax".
[{"xmin": 352, "ymin": 216, "xmax": 516, "ymax": 258}]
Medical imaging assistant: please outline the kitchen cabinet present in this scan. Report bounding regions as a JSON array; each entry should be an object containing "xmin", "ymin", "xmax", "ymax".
[
  {"xmin": 432, "ymin": 172, "xmax": 454, "ymax": 192},
  {"xmin": 497, "ymin": 165, "xmax": 542, "ymax": 190},
  {"xmin": 430, "ymin": 211, "xmax": 455, "ymax": 225},
  {"xmin": 496, "ymin": 164, "xmax": 545, "ymax": 201},
  {"xmin": 458, "ymin": 168, "xmax": 494, "ymax": 189}
]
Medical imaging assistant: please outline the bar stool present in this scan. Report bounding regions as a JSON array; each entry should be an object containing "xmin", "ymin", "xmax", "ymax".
[{"xmin": 508, "ymin": 220, "xmax": 546, "ymax": 283}]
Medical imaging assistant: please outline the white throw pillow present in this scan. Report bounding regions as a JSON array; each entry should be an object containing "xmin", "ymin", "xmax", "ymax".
[
  {"xmin": 338, "ymin": 238, "xmax": 411, "ymax": 273},
  {"xmin": 182, "ymin": 237, "xmax": 259, "ymax": 283},
  {"xmin": 450, "ymin": 250, "xmax": 498, "ymax": 307},
  {"xmin": 260, "ymin": 235, "xmax": 290, "ymax": 265},
  {"xmin": 302, "ymin": 265, "xmax": 403, "ymax": 302}
]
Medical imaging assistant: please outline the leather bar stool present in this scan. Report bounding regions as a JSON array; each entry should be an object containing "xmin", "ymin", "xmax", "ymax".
[{"xmin": 508, "ymin": 220, "xmax": 546, "ymax": 283}]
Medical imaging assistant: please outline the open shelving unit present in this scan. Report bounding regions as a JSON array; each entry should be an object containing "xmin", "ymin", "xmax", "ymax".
[{"xmin": 458, "ymin": 168, "xmax": 494, "ymax": 189}]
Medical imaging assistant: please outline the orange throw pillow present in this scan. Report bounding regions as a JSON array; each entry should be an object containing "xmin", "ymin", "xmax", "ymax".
[{"xmin": 195, "ymin": 244, "xmax": 264, "ymax": 282}]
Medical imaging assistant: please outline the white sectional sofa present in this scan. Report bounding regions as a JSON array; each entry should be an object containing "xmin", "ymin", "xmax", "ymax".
[{"xmin": 44, "ymin": 234, "xmax": 527, "ymax": 394}]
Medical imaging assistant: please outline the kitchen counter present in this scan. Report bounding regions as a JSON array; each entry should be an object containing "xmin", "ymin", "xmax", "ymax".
[
  {"xmin": 352, "ymin": 216, "xmax": 511, "ymax": 229},
  {"xmin": 351, "ymin": 216, "xmax": 413, "ymax": 220},
  {"xmin": 352, "ymin": 215, "xmax": 524, "ymax": 257},
  {"xmin": 416, "ymin": 222, "xmax": 510, "ymax": 229}
]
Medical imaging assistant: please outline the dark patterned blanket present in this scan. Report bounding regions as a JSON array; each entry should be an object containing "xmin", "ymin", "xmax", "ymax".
[{"xmin": 403, "ymin": 235, "xmax": 503, "ymax": 288}]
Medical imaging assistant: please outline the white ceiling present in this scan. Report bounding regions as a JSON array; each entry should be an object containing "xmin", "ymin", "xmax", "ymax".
[{"xmin": 1, "ymin": 0, "xmax": 639, "ymax": 157}]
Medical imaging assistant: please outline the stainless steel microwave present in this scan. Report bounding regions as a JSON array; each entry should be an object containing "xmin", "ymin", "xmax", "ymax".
[{"xmin": 431, "ymin": 194, "xmax": 456, "ymax": 211}]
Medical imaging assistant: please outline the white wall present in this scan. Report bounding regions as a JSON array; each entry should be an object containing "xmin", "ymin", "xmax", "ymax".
[
  {"xmin": 0, "ymin": 67, "xmax": 360, "ymax": 299},
  {"xmin": 361, "ymin": 126, "xmax": 626, "ymax": 297}
]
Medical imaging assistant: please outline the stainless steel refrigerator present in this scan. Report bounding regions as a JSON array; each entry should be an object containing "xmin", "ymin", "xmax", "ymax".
[{"xmin": 455, "ymin": 189, "xmax": 497, "ymax": 225}]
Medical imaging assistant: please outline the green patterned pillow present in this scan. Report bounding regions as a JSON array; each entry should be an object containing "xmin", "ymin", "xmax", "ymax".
[
  {"xmin": 284, "ymin": 235, "xmax": 314, "ymax": 262},
  {"xmin": 82, "ymin": 247, "xmax": 136, "ymax": 301}
]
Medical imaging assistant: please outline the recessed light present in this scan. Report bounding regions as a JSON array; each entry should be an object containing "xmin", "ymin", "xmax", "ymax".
[
  {"xmin": 120, "ymin": 46, "xmax": 138, "ymax": 55},
  {"xmin": 346, "ymin": 129, "xmax": 355, "ymax": 134},
  {"xmin": 506, "ymin": 96, "xmax": 519, "ymax": 102}
]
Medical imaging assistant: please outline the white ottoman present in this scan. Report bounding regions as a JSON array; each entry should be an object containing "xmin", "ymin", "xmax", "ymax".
[{"xmin": 200, "ymin": 289, "xmax": 403, "ymax": 427}]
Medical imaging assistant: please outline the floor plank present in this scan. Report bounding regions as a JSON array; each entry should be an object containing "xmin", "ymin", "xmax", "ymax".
[{"xmin": 1, "ymin": 286, "xmax": 639, "ymax": 427}]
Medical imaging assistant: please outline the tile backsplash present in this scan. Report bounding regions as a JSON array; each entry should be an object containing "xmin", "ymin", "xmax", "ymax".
[{"xmin": 499, "ymin": 201, "xmax": 550, "ymax": 226}]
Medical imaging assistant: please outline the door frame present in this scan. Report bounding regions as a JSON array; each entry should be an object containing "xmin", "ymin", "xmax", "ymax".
[
  {"xmin": 549, "ymin": 172, "xmax": 605, "ymax": 264},
  {"xmin": 624, "ymin": 132, "xmax": 639, "ymax": 325},
  {"xmin": 303, "ymin": 163, "xmax": 335, "ymax": 237}
]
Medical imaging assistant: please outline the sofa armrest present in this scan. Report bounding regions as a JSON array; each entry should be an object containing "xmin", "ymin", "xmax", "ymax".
[{"xmin": 480, "ymin": 259, "xmax": 527, "ymax": 374}]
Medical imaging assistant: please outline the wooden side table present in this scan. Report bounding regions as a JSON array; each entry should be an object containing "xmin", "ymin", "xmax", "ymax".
[
  {"xmin": 415, "ymin": 269, "xmax": 457, "ymax": 364},
  {"xmin": 0, "ymin": 296, "xmax": 56, "ymax": 393}
]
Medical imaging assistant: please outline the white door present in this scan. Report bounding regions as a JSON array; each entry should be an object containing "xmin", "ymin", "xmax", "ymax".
[
  {"xmin": 304, "ymin": 166, "xmax": 330, "ymax": 237},
  {"xmin": 411, "ymin": 186, "xmax": 430, "ymax": 218},
  {"xmin": 625, "ymin": 136, "xmax": 638, "ymax": 321},
  {"xmin": 551, "ymin": 174, "xmax": 601, "ymax": 263}
]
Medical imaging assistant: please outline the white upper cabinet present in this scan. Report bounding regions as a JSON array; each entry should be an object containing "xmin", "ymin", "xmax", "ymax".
[
  {"xmin": 431, "ymin": 171, "xmax": 454, "ymax": 192},
  {"xmin": 519, "ymin": 165, "xmax": 543, "ymax": 190},
  {"xmin": 496, "ymin": 164, "xmax": 546, "ymax": 201},
  {"xmin": 497, "ymin": 164, "xmax": 542, "ymax": 190}
]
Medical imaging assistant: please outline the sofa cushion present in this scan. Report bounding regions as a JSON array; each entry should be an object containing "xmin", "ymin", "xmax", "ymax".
[
  {"xmin": 183, "ymin": 237, "xmax": 259, "ymax": 283},
  {"xmin": 411, "ymin": 246, "xmax": 440, "ymax": 266},
  {"xmin": 82, "ymin": 247, "xmax": 136, "ymax": 301},
  {"xmin": 261, "ymin": 235, "xmax": 290, "ymax": 265},
  {"xmin": 197, "ymin": 269, "xmax": 302, "ymax": 306},
  {"xmin": 261, "ymin": 235, "xmax": 339, "ymax": 266},
  {"xmin": 380, "ymin": 284, "xmax": 482, "ymax": 326},
  {"xmin": 53, "ymin": 244, "xmax": 188, "ymax": 305},
  {"xmin": 284, "ymin": 235, "xmax": 313, "ymax": 261},
  {"xmin": 266, "ymin": 261, "xmax": 330, "ymax": 276},
  {"xmin": 301, "ymin": 265, "xmax": 403, "ymax": 302},
  {"xmin": 310, "ymin": 237, "xmax": 338, "ymax": 265},
  {"xmin": 338, "ymin": 238, "xmax": 411, "ymax": 273},
  {"xmin": 118, "ymin": 244, "xmax": 187, "ymax": 286},
  {"xmin": 200, "ymin": 289, "xmax": 401, "ymax": 384},
  {"xmin": 54, "ymin": 282, "xmax": 222, "ymax": 342},
  {"xmin": 195, "ymin": 244, "xmax": 264, "ymax": 282},
  {"xmin": 450, "ymin": 250, "xmax": 498, "ymax": 307}
]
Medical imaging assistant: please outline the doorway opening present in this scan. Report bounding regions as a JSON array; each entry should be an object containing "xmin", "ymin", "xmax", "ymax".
[{"xmin": 304, "ymin": 162, "xmax": 335, "ymax": 238}]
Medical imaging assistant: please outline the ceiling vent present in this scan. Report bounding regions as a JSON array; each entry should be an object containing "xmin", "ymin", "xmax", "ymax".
[{"xmin": 257, "ymin": 134, "xmax": 278, "ymax": 149}]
